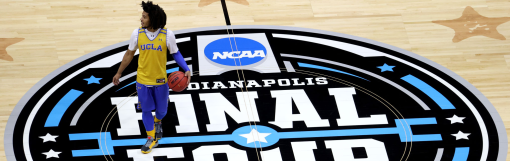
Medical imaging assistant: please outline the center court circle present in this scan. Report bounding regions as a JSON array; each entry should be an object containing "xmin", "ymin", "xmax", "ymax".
[{"xmin": 5, "ymin": 26, "xmax": 506, "ymax": 161}]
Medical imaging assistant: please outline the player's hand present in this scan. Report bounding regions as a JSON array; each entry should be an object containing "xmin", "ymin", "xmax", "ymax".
[
  {"xmin": 184, "ymin": 71, "xmax": 191, "ymax": 86},
  {"xmin": 112, "ymin": 73, "xmax": 122, "ymax": 86}
]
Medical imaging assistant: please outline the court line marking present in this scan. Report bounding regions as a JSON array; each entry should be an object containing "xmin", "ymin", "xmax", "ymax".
[
  {"xmin": 45, "ymin": 89, "xmax": 84, "ymax": 127},
  {"xmin": 298, "ymin": 62, "xmax": 369, "ymax": 81},
  {"xmin": 225, "ymin": 26, "xmax": 264, "ymax": 161},
  {"xmin": 401, "ymin": 75, "xmax": 455, "ymax": 110},
  {"xmin": 434, "ymin": 148, "xmax": 444, "ymax": 161}
]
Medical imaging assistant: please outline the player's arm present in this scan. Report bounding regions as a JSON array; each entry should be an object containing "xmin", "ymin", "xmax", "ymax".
[
  {"xmin": 113, "ymin": 29, "xmax": 139, "ymax": 86},
  {"xmin": 168, "ymin": 30, "xmax": 191, "ymax": 84},
  {"xmin": 171, "ymin": 51, "xmax": 191, "ymax": 84},
  {"xmin": 113, "ymin": 49, "xmax": 136, "ymax": 86},
  {"xmin": 171, "ymin": 51, "xmax": 190, "ymax": 72}
]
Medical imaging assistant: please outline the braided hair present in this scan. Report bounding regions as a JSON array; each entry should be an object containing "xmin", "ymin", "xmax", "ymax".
[{"xmin": 141, "ymin": 1, "xmax": 167, "ymax": 29}]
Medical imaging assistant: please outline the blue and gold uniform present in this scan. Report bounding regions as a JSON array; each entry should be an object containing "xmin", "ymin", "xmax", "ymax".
[
  {"xmin": 135, "ymin": 27, "xmax": 171, "ymax": 144},
  {"xmin": 137, "ymin": 27, "xmax": 168, "ymax": 85},
  {"xmin": 128, "ymin": 26, "xmax": 189, "ymax": 154}
]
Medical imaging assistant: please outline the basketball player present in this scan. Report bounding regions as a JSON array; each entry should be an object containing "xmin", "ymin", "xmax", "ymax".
[{"xmin": 112, "ymin": 1, "xmax": 191, "ymax": 154}]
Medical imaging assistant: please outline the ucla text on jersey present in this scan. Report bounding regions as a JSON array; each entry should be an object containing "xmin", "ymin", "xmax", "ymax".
[{"xmin": 140, "ymin": 44, "xmax": 163, "ymax": 51}]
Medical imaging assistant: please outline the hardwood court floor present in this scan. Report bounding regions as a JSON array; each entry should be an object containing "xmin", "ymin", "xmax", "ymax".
[{"xmin": 0, "ymin": 0, "xmax": 509, "ymax": 160}]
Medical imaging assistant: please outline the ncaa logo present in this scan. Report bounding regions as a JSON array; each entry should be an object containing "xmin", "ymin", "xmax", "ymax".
[
  {"xmin": 5, "ymin": 26, "xmax": 507, "ymax": 161},
  {"xmin": 197, "ymin": 33, "xmax": 280, "ymax": 76},
  {"xmin": 204, "ymin": 37, "xmax": 267, "ymax": 66}
]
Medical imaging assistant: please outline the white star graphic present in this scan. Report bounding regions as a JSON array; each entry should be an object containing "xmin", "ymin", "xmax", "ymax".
[
  {"xmin": 451, "ymin": 131, "xmax": 470, "ymax": 140},
  {"xmin": 39, "ymin": 133, "xmax": 58, "ymax": 143},
  {"xmin": 239, "ymin": 129, "xmax": 271, "ymax": 144},
  {"xmin": 446, "ymin": 115, "xmax": 465, "ymax": 124},
  {"xmin": 42, "ymin": 149, "xmax": 61, "ymax": 159}
]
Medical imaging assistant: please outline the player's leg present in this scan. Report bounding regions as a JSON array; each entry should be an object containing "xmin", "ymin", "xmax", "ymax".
[
  {"xmin": 153, "ymin": 83, "xmax": 169, "ymax": 140},
  {"xmin": 137, "ymin": 83, "xmax": 157, "ymax": 136},
  {"xmin": 136, "ymin": 83, "xmax": 158, "ymax": 154}
]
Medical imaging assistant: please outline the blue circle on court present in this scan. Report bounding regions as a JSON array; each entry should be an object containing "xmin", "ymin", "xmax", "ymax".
[
  {"xmin": 232, "ymin": 125, "xmax": 279, "ymax": 148},
  {"xmin": 204, "ymin": 37, "xmax": 267, "ymax": 66}
]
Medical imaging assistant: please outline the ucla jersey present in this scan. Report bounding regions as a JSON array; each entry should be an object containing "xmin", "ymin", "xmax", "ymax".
[{"xmin": 137, "ymin": 27, "xmax": 168, "ymax": 85}]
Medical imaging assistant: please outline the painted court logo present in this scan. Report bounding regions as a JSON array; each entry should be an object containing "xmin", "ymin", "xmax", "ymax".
[
  {"xmin": 5, "ymin": 26, "xmax": 507, "ymax": 161},
  {"xmin": 205, "ymin": 37, "xmax": 267, "ymax": 66},
  {"xmin": 197, "ymin": 33, "xmax": 280, "ymax": 76}
]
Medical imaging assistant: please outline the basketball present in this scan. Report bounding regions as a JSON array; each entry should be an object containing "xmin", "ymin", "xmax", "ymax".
[{"xmin": 168, "ymin": 71, "xmax": 188, "ymax": 92}]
